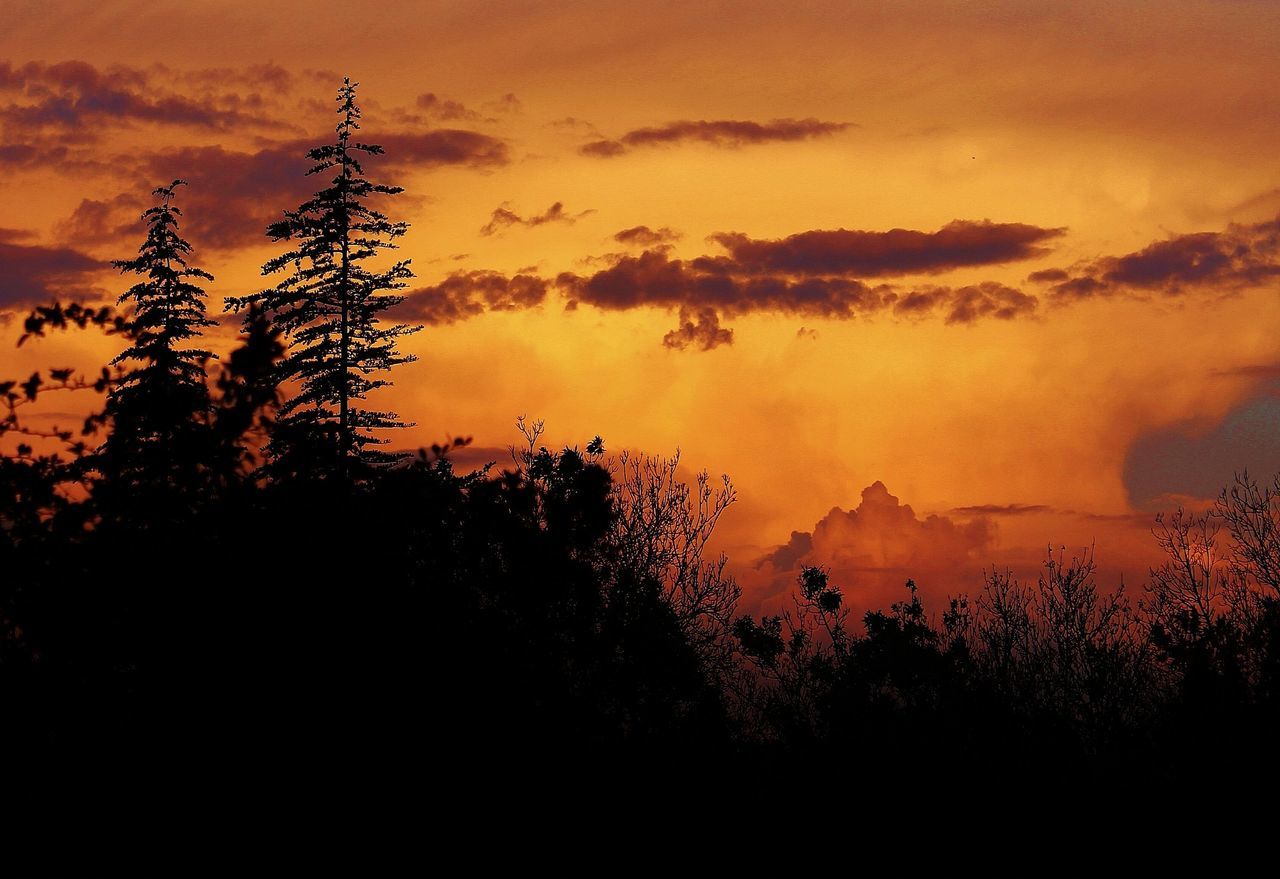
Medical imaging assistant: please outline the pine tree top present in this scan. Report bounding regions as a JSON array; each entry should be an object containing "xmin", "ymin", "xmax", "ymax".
[
  {"xmin": 224, "ymin": 78, "xmax": 421, "ymax": 478},
  {"xmin": 111, "ymin": 179, "xmax": 216, "ymax": 371}
]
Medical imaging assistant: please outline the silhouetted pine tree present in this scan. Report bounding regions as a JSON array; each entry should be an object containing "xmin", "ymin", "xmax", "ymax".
[
  {"xmin": 100, "ymin": 179, "xmax": 215, "ymax": 494},
  {"xmin": 228, "ymin": 78, "xmax": 418, "ymax": 481}
]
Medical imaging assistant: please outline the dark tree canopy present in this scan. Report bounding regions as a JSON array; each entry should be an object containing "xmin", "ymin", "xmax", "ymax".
[{"xmin": 227, "ymin": 78, "xmax": 419, "ymax": 480}]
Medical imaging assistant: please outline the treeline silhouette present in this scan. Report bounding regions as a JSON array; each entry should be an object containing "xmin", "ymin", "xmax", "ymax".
[{"xmin": 3, "ymin": 80, "xmax": 1280, "ymax": 792}]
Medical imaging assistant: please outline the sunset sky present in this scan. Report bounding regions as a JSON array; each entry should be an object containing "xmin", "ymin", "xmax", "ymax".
[{"xmin": 3, "ymin": 0, "xmax": 1279, "ymax": 612}]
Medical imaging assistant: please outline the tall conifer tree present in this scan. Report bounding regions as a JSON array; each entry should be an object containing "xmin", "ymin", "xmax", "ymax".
[
  {"xmin": 228, "ymin": 78, "xmax": 418, "ymax": 480},
  {"xmin": 103, "ymin": 179, "xmax": 215, "ymax": 489}
]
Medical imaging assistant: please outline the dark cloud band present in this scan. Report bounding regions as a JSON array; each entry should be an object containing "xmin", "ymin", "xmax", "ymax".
[
  {"xmin": 581, "ymin": 118, "xmax": 850, "ymax": 157},
  {"xmin": 1032, "ymin": 216, "xmax": 1280, "ymax": 300},
  {"xmin": 712, "ymin": 220, "xmax": 1065, "ymax": 277}
]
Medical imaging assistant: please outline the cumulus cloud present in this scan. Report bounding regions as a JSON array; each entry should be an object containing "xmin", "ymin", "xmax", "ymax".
[
  {"xmin": 1032, "ymin": 216, "xmax": 1280, "ymax": 300},
  {"xmin": 581, "ymin": 118, "xmax": 851, "ymax": 157},
  {"xmin": 662, "ymin": 307, "xmax": 733, "ymax": 351},
  {"xmin": 0, "ymin": 228, "xmax": 106, "ymax": 308},
  {"xmin": 613, "ymin": 225, "xmax": 682, "ymax": 247},
  {"xmin": 713, "ymin": 221, "xmax": 1064, "ymax": 277},
  {"xmin": 479, "ymin": 201, "xmax": 593, "ymax": 236},
  {"xmin": 390, "ymin": 271, "xmax": 549, "ymax": 324},
  {"xmin": 755, "ymin": 481, "xmax": 995, "ymax": 613}
]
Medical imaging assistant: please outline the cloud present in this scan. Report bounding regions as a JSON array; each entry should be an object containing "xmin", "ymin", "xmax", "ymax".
[
  {"xmin": 0, "ymin": 228, "xmax": 107, "ymax": 309},
  {"xmin": 581, "ymin": 118, "xmax": 851, "ymax": 157},
  {"xmin": 0, "ymin": 60, "xmax": 515, "ymax": 198},
  {"xmin": 1123, "ymin": 388, "xmax": 1280, "ymax": 509},
  {"xmin": 0, "ymin": 142, "xmax": 109, "ymax": 174},
  {"xmin": 893, "ymin": 282, "xmax": 1038, "ymax": 324},
  {"xmin": 754, "ymin": 481, "xmax": 995, "ymax": 613},
  {"xmin": 415, "ymin": 92, "xmax": 480, "ymax": 122},
  {"xmin": 0, "ymin": 60, "xmax": 284, "ymax": 137},
  {"xmin": 132, "ymin": 144, "xmax": 317, "ymax": 251},
  {"xmin": 0, "ymin": 143, "xmax": 45, "ymax": 167},
  {"xmin": 1033, "ymin": 216, "xmax": 1280, "ymax": 300},
  {"xmin": 613, "ymin": 225, "xmax": 682, "ymax": 247},
  {"xmin": 662, "ymin": 307, "xmax": 733, "ymax": 351},
  {"xmin": 390, "ymin": 271, "xmax": 549, "ymax": 324},
  {"xmin": 550, "ymin": 116, "xmax": 601, "ymax": 136},
  {"xmin": 558, "ymin": 249, "xmax": 894, "ymax": 316},
  {"xmin": 581, "ymin": 140, "xmax": 628, "ymax": 158},
  {"xmin": 377, "ymin": 130, "xmax": 510, "ymax": 171},
  {"xmin": 555, "ymin": 249, "xmax": 1037, "ymax": 342},
  {"xmin": 758, "ymin": 531, "xmax": 814, "ymax": 574},
  {"xmin": 56, "ymin": 191, "xmax": 150, "ymax": 245},
  {"xmin": 56, "ymin": 129, "xmax": 509, "ymax": 253},
  {"xmin": 0, "ymin": 62, "xmax": 320, "ymax": 177},
  {"xmin": 950, "ymin": 503, "xmax": 1052, "ymax": 516},
  {"xmin": 712, "ymin": 221, "xmax": 1065, "ymax": 277},
  {"xmin": 485, "ymin": 93, "xmax": 522, "ymax": 114},
  {"xmin": 341, "ymin": 216, "xmax": 1051, "ymax": 347},
  {"xmin": 54, "ymin": 142, "xmax": 316, "ymax": 253},
  {"xmin": 479, "ymin": 201, "xmax": 593, "ymax": 236}
]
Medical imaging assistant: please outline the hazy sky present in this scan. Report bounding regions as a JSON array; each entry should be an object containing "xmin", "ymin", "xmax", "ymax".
[{"xmin": 3, "ymin": 0, "xmax": 1278, "ymax": 611}]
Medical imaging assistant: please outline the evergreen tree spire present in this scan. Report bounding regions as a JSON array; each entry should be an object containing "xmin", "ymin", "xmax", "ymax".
[
  {"xmin": 102, "ymin": 179, "xmax": 215, "ymax": 489},
  {"xmin": 228, "ymin": 78, "xmax": 419, "ymax": 481}
]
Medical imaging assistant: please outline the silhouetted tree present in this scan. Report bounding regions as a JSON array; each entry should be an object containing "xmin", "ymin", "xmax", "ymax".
[
  {"xmin": 1217, "ymin": 471, "xmax": 1280, "ymax": 596},
  {"xmin": 732, "ymin": 565, "xmax": 852, "ymax": 745},
  {"xmin": 227, "ymin": 78, "xmax": 418, "ymax": 481},
  {"xmin": 606, "ymin": 448, "xmax": 741, "ymax": 677},
  {"xmin": 206, "ymin": 305, "xmax": 285, "ymax": 487},
  {"xmin": 1145, "ymin": 508, "xmax": 1249, "ymax": 700},
  {"xmin": 1144, "ymin": 473, "xmax": 1280, "ymax": 774},
  {"xmin": 98, "ymin": 180, "xmax": 215, "ymax": 501},
  {"xmin": 1, "ymin": 303, "xmax": 130, "ymax": 537},
  {"xmin": 959, "ymin": 548, "xmax": 1154, "ymax": 763}
]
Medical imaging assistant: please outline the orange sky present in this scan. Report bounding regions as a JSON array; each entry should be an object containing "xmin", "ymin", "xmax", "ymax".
[{"xmin": 3, "ymin": 0, "xmax": 1279, "ymax": 613}]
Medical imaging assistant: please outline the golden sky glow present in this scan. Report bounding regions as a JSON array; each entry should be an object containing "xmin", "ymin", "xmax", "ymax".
[{"xmin": 3, "ymin": 0, "xmax": 1279, "ymax": 612}]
